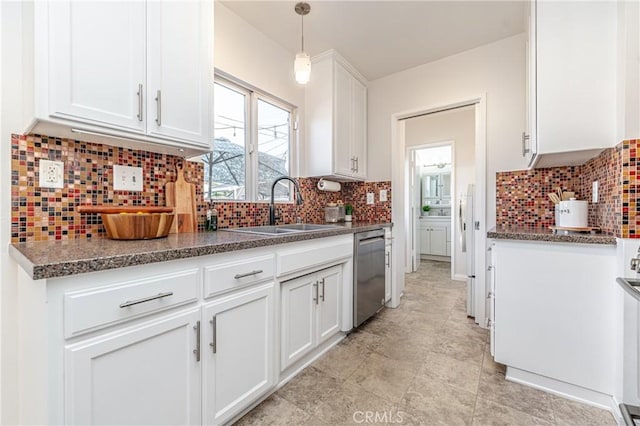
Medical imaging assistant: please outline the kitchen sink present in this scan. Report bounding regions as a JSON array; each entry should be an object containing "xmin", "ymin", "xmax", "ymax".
[
  {"xmin": 224, "ymin": 224, "xmax": 340, "ymax": 236},
  {"xmin": 617, "ymin": 277, "xmax": 640, "ymax": 301}
]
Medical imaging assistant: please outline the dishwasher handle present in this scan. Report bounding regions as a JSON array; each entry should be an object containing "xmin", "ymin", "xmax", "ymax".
[{"xmin": 358, "ymin": 236, "xmax": 385, "ymax": 245}]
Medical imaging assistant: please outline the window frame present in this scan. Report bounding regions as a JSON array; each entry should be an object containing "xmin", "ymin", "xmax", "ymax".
[{"xmin": 208, "ymin": 72, "xmax": 297, "ymax": 203}]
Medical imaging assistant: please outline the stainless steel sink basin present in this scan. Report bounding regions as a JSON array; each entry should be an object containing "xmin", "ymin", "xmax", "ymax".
[
  {"xmin": 617, "ymin": 277, "xmax": 640, "ymax": 301},
  {"xmin": 224, "ymin": 224, "xmax": 340, "ymax": 236}
]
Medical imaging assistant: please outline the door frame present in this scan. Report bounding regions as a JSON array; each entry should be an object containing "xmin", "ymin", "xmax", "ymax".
[
  {"xmin": 406, "ymin": 141, "xmax": 455, "ymax": 275},
  {"xmin": 390, "ymin": 94, "xmax": 488, "ymax": 328}
]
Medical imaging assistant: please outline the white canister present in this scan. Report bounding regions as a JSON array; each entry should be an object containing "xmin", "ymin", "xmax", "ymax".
[{"xmin": 558, "ymin": 199, "xmax": 588, "ymax": 228}]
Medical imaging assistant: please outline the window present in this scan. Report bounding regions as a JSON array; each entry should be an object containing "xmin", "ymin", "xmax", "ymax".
[{"xmin": 203, "ymin": 76, "xmax": 294, "ymax": 202}]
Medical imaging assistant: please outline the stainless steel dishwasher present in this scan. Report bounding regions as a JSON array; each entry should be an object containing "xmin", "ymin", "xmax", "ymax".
[{"xmin": 354, "ymin": 229, "xmax": 386, "ymax": 327}]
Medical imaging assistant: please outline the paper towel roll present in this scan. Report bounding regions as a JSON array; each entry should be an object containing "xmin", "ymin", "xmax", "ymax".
[{"xmin": 317, "ymin": 179, "xmax": 341, "ymax": 192}]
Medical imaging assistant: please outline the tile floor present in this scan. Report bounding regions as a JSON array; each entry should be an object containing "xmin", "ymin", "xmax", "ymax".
[{"xmin": 236, "ymin": 260, "xmax": 616, "ymax": 425}]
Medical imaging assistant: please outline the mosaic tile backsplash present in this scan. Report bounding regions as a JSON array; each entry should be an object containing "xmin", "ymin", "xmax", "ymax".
[
  {"xmin": 11, "ymin": 134, "xmax": 392, "ymax": 242},
  {"xmin": 496, "ymin": 142, "xmax": 623, "ymax": 236}
]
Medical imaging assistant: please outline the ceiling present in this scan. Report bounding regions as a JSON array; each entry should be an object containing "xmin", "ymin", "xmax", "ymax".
[{"xmin": 220, "ymin": 1, "xmax": 527, "ymax": 81}]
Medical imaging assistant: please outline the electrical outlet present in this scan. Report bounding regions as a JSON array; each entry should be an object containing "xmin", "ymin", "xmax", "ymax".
[
  {"xmin": 367, "ymin": 192, "xmax": 375, "ymax": 205},
  {"xmin": 39, "ymin": 159, "xmax": 64, "ymax": 189},
  {"xmin": 593, "ymin": 181, "xmax": 598, "ymax": 203},
  {"xmin": 113, "ymin": 165, "xmax": 143, "ymax": 191},
  {"xmin": 379, "ymin": 189, "xmax": 388, "ymax": 202}
]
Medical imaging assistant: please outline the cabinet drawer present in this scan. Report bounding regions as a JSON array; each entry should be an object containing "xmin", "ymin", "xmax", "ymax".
[
  {"xmin": 64, "ymin": 269, "xmax": 200, "ymax": 339},
  {"xmin": 277, "ymin": 238, "xmax": 352, "ymax": 277},
  {"xmin": 203, "ymin": 254, "xmax": 275, "ymax": 298}
]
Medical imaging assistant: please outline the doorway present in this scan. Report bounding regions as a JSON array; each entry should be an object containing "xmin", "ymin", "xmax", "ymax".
[{"xmin": 390, "ymin": 95, "xmax": 487, "ymax": 327}]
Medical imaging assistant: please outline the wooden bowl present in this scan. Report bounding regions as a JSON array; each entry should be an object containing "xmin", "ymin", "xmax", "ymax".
[{"xmin": 100, "ymin": 213, "xmax": 175, "ymax": 240}]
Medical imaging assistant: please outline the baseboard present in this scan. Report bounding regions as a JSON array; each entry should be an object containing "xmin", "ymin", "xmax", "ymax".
[
  {"xmin": 420, "ymin": 254, "xmax": 451, "ymax": 262},
  {"xmin": 453, "ymin": 273, "xmax": 467, "ymax": 282},
  {"xmin": 506, "ymin": 366, "xmax": 616, "ymax": 413}
]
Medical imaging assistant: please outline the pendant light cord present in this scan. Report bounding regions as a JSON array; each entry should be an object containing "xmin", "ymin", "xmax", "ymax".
[{"xmin": 301, "ymin": 13, "xmax": 305, "ymax": 52}]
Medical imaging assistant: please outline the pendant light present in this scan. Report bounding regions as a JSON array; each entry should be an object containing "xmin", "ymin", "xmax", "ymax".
[{"xmin": 294, "ymin": 2, "xmax": 311, "ymax": 84}]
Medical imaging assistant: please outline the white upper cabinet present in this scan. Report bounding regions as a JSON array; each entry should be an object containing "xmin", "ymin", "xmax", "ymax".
[
  {"xmin": 48, "ymin": 1, "xmax": 146, "ymax": 133},
  {"xmin": 146, "ymin": 1, "xmax": 211, "ymax": 145},
  {"xmin": 527, "ymin": 0, "xmax": 617, "ymax": 168},
  {"xmin": 32, "ymin": 0, "xmax": 213, "ymax": 157},
  {"xmin": 306, "ymin": 50, "xmax": 368, "ymax": 181}
]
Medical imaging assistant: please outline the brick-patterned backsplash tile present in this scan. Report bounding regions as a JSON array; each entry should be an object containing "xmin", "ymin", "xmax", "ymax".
[{"xmin": 11, "ymin": 134, "xmax": 392, "ymax": 242}]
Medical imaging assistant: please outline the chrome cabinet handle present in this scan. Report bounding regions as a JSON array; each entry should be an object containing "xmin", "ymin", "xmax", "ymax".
[
  {"xmin": 313, "ymin": 282, "xmax": 318, "ymax": 304},
  {"xmin": 385, "ymin": 252, "xmax": 390, "ymax": 267},
  {"xmin": 354, "ymin": 157, "xmax": 359, "ymax": 173},
  {"xmin": 119, "ymin": 291, "xmax": 173, "ymax": 308},
  {"xmin": 155, "ymin": 90, "xmax": 162, "ymax": 126},
  {"xmin": 136, "ymin": 84, "xmax": 143, "ymax": 121},
  {"xmin": 209, "ymin": 316, "xmax": 217, "ymax": 354},
  {"xmin": 193, "ymin": 320, "xmax": 201, "ymax": 362},
  {"xmin": 234, "ymin": 269, "xmax": 263, "ymax": 279},
  {"xmin": 488, "ymin": 265, "xmax": 493, "ymax": 271},
  {"xmin": 350, "ymin": 156, "xmax": 355, "ymax": 172},
  {"xmin": 320, "ymin": 278, "xmax": 325, "ymax": 302},
  {"xmin": 522, "ymin": 132, "xmax": 530, "ymax": 156}
]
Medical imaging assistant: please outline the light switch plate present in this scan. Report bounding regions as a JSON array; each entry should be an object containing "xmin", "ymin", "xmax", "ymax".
[
  {"xmin": 113, "ymin": 165, "xmax": 143, "ymax": 191},
  {"xmin": 592, "ymin": 181, "xmax": 598, "ymax": 203},
  {"xmin": 379, "ymin": 189, "xmax": 388, "ymax": 202},
  {"xmin": 39, "ymin": 159, "xmax": 64, "ymax": 189},
  {"xmin": 367, "ymin": 192, "xmax": 375, "ymax": 205}
]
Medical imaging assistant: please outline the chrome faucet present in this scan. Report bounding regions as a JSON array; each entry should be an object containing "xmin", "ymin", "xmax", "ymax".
[{"xmin": 269, "ymin": 176, "xmax": 304, "ymax": 225}]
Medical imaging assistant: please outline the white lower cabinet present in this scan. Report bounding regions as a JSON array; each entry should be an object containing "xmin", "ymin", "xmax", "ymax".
[
  {"xmin": 281, "ymin": 265, "xmax": 342, "ymax": 371},
  {"xmin": 64, "ymin": 308, "xmax": 202, "ymax": 426},
  {"xmin": 419, "ymin": 224, "xmax": 447, "ymax": 256},
  {"xmin": 203, "ymin": 282, "xmax": 275, "ymax": 425},
  {"xmin": 384, "ymin": 243, "xmax": 392, "ymax": 303}
]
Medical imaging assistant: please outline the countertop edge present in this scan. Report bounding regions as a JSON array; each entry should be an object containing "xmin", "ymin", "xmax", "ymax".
[
  {"xmin": 487, "ymin": 229, "xmax": 617, "ymax": 245},
  {"xmin": 12, "ymin": 223, "xmax": 392, "ymax": 280}
]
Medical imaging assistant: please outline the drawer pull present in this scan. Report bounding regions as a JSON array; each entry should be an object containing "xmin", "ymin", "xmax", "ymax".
[
  {"xmin": 233, "ymin": 270, "xmax": 263, "ymax": 279},
  {"xmin": 119, "ymin": 291, "xmax": 174, "ymax": 308},
  {"xmin": 193, "ymin": 320, "xmax": 201, "ymax": 362}
]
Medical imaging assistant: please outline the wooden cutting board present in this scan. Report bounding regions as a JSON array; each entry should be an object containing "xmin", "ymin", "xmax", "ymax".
[{"xmin": 165, "ymin": 161, "xmax": 197, "ymax": 233}]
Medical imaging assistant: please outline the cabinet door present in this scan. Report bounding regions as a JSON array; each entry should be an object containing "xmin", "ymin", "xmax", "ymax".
[
  {"xmin": 419, "ymin": 227, "xmax": 430, "ymax": 255},
  {"xmin": 204, "ymin": 283, "xmax": 275, "ymax": 426},
  {"xmin": 440, "ymin": 173, "xmax": 452, "ymax": 199},
  {"xmin": 48, "ymin": 1, "xmax": 146, "ymax": 132},
  {"xmin": 423, "ymin": 175, "xmax": 439, "ymax": 200},
  {"xmin": 333, "ymin": 63, "xmax": 354, "ymax": 177},
  {"xmin": 351, "ymin": 77, "xmax": 367, "ymax": 179},
  {"xmin": 317, "ymin": 266, "xmax": 342, "ymax": 345},
  {"xmin": 430, "ymin": 226, "xmax": 447, "ymax": 256},
  {"xmin": 64, "ymin": 309, "xmax": 201, "ymax": 426},
  {"xmin": 385, "ymin": 244, "xmax": 392, "ymax": 303},
  {"xmin": 281, "ymin": 273, "xmax": 318, "ymax": 370},
  {"xmin": 525, "ymin": 0, "xmax": 537, "ymax": 165},
  {"xmin": 146, "ymin": 0, "xmax": 212, "ymax": 147}
]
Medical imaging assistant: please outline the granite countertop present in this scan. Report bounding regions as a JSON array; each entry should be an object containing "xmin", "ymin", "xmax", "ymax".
[
  {"xmin": 487, "ymin": 227, "xmax": 617, "ymax": 245},
  {"xmin": 10, "ymin": 222, "xmax": 391, "ymax": 280}
]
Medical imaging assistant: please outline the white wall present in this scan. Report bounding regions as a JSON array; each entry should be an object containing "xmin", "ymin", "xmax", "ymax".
[
  {"xmin": 0, "ymin": 2, "xmax": 26, "ymax": 424},
  {"xmin": 214, "ymin": 3, "xmax": 306, "ymax": 175},
  {"xmin": 405, "ymin": 107, "xmax": 475, "ymax": 278},
  {"xmin": 368, "ymin": 33, "xmax": 527, "ymax": 228}
]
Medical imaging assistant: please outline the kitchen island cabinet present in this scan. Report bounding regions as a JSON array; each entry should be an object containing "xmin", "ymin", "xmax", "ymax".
[{"xmin": 489, "ymin": 238, "xmax": 617, "ymax": 411}]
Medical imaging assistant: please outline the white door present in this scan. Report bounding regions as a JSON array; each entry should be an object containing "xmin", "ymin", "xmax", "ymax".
[
  {"xmin": 409, "ymin": 150, "xmax": 420, "ymax": 271},
  {"xmin": 48, "ymin": 1, "xmax": 146, "ymax": 132},
  {"xmin": 64, "ymin": 309, "xmax": 201, "ymax": 426},
  {"xmin": 204, "ymin": 283, "xmax": 275, "ymax": 426},
  {"xmin": 333, "ymin": 63, "xmax": 353, "ymax": 177},
  {"xmin": 281, "ymin": 274, "xmax": 317, "ymax": 370},
  {"xmin": 351, "ymin": 77, "xmax": 367, "ymax": 179},
  {"xmin": 430, "ymin": 226, "xmax": 448, "ymax": 256},
  {"xmin": 419, "ymin": 227, "xmax": 430, "ymax": 255},
  {"xmin": 146, "ymin": 0, "xmax": 212, "ymax": 147},
  {"xmin": 316, "ymin": 266, "xmax": 342, "ymax": 345}
]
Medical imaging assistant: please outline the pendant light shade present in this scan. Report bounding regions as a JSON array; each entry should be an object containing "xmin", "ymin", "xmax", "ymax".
[
  {"xmin": 294, "ymin": 52, "xmax": 311, "ymax": 84},
  {"xmin": 294, "ymin": 2, "xmax": 311, "ymax": 85}
]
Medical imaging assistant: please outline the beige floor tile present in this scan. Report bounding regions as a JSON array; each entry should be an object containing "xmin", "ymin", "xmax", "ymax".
[
  {"xmin": 551, "ymin": 395, "xmax": 616, "ymax": 426},
  {"xmin": 431, "ymin": 333, "xmax": 485, "ymax": 366},
  {"xmin": 312, "ymin": 341, "xmax": 371, "ymax": 381},
  {"xmin": 276, "ymin": 366, "xmax": 342, "ymax": 413},
  {"xmin": 477, "ymin": 370, "xmax": 555, "ymax": 422},
  {"xmin": 399, "ymin": 373, "xmax": 476, "ymax": 425},
  {"xmin": 472, "ymin": 397, "xmax": 553, "ymax": 426},
  {"xmin": 419, "ymin": 353, "xmax": 482, "ymax": 394},
  {"xmin": 347, "ymin": 352, "xmax": 417, "ymax": 403},
  {"xmin": 340, "ymin": 328, "xmax": 383, "ymax": 352},
  {"xmin": 234, "ymin": 394, "xmax": 310, "ymax": 426},
  {"xmin": 481, "ymin": 349, "xmax": 506, "ymax": 375},
  {"xmin": 312, "ymin": 381, "xmax": 397, "ymax": 424}
]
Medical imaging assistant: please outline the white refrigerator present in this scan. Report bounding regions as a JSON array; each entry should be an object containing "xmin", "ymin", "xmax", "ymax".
[{"xmin": 460, "ymin": 184, "xmax": 475, "ymax": 317}]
